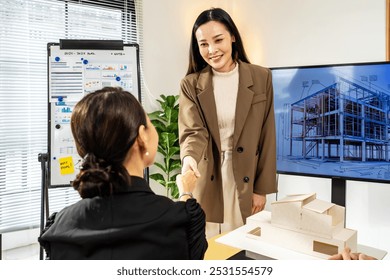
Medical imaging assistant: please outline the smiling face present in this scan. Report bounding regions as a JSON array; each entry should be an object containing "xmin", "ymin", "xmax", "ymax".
[{"xmin": 195, "ymin": 20, "xmax": 236, "ymax": 73}]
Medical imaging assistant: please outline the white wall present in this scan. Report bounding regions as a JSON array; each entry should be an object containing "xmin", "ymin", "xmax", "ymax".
[
  {"xmin": 232, "ymin": 0, "xmax": 386, "ymax": 67},
  {"xmin": 143, "ymin": 0, "xmax": 390, "ymax": 257}
]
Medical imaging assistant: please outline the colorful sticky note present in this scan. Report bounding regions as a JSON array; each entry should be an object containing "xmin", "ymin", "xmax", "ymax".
[{"xmin": 59, "ymin": 156, "xmax": 75, "ymax": 175}]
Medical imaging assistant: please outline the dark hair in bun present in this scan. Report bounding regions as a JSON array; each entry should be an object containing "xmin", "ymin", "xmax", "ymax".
[{"xmin": 71, "ymin": 87, "xmax": 146, "ymax": 198}]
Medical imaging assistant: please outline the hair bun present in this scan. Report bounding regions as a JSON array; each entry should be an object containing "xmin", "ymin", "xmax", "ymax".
[{"xmin": 74, "ymin": 168, "xmax": 112, "ymax": 198}]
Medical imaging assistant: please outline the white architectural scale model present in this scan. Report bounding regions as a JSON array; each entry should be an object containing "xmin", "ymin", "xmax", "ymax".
[{"xmin": 246, "ymin": 193, "xmax": 357, "ymax": 259}]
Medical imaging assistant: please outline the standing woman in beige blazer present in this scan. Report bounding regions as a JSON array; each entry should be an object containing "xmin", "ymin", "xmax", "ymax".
[{"xmin": 179, "ymin": 7, "xmax": 278, "ymax": 238}]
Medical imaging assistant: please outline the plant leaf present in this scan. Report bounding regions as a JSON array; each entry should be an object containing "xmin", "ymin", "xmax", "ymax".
[
  {"xmin": 166, "ymin": 123, "xmax": 178, "ymax": 133},
  {"xmin": 157, "ymin": 146, "xmax": 167, "ymax": 157},
  {"xmin": 166, "ymin": 180, "xmax": 179, "ymax": 199},
  {"xmin": 163, "ymin": 95, "xmax": 174, "ymax": 107},
  {"xmin": 170, "ymin": 184, "xmax": 179, "ymax": 199},
  {"xmin": 169, "ymin": 160, "xmax": 182, "ymax": 172},
  {"xmin": 153, "ymin": 121, "xmax": 168, "ymax": 134},
  {"xmin": 148, "ymin": 111, "xmax": 163, "ymax": 120},
  {"xmin": 150, "ymin": 173, "xmax": 166, "ymax": 187},
  {"xmin": 167, "ymin": 147, "xmax": 181, "ymax": 158},
  {"xmin": 154, "ymin": 162, "xmax": 167, "ymax": 173}
]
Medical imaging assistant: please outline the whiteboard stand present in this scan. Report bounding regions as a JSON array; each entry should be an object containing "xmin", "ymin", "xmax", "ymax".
[{"xmin": 38, "ymin": 152, "xmax": 49, "ymax": 260}]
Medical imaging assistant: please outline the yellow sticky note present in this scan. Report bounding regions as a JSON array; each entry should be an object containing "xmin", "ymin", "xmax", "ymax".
[{"xmin": 59, "ymin": 156, "xmax": 75, "ymax": 175}]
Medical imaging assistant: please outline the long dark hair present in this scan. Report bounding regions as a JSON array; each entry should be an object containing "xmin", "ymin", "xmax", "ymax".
[
  {"xmin": 186, "ymin": 7, "xmax": 250, "ymax": 76},
  {"xmin": 71, "ymin": 87, "xmax": 146, "ymax": 198}
]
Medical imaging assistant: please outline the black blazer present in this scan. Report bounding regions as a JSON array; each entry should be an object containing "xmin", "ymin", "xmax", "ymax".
[{"xmin": 39, "ymin": 176, "xmax": 207, "ymax": 259}]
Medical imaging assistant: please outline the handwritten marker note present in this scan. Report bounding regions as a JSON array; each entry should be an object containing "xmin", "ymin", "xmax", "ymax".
[{"xmin": 59, "ymin": 156, "xmax": 75, "ymax": 175}]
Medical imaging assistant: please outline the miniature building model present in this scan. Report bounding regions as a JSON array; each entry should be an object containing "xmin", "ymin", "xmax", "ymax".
[{"xmin": 246, "ymin": 193, "xmax": 357, "ymax": 259}]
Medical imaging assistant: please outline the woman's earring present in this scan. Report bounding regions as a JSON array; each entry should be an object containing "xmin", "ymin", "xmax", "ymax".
[{"xmin": 145, "ymin": 151, "xmax": 150, "ymax": 156}]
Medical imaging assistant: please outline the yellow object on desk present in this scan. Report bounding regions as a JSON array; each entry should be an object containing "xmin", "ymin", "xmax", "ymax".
[{"xmin": 204, "ymin": 232, "xmax": 242, "ymax": 260}]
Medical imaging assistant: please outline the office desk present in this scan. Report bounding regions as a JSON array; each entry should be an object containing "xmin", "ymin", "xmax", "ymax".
[{"xmin": 215, "ymin": 223, "xmax": 388, "ymax": 260}]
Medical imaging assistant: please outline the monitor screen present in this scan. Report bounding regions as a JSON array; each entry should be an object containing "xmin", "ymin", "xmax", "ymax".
[{"xmin": 271, "ymin": 61, "xmax": 390, "ymax": 183}]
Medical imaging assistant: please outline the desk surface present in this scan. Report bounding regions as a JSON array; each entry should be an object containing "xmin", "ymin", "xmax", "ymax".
[{"xmin": 204, "ymin": 232, "xmax": 242, "ymax": 260}]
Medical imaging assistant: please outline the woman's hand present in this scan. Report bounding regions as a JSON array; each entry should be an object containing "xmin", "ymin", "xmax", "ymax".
[
  {"xmin": 182, "ymin": 156, "xmax": 201, "ymax": 178},
  {"xmin": 328, "ymin": 247, "xmax": 377, "ymax": 260},
  {"xmin": 251, "ymin": 193, "xmax": 266, "ymax": 214},
  {"xmin": 176, "ymin": 170, "xmax": 198, "ymax": 201}
]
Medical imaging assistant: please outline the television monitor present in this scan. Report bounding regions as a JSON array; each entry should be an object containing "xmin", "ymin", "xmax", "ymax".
[{"xmin": 271, "ymin": 61, "xmax": 390, "ymax": 184}]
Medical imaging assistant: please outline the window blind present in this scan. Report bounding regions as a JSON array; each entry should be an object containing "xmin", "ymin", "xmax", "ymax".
[{"xmin": 0, "ymin": 0, "xmax": 143, "ymax": 233}]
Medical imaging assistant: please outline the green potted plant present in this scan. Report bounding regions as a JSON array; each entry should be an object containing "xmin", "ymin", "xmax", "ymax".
[{"xmin": 148, "ymin": 94, "xmax": 181, "ymax": 198}]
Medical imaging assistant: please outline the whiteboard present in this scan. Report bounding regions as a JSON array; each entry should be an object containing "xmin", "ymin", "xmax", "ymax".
[{"xmin": 48, "ymin": 40, "xmax": 141, "ymax": 187}]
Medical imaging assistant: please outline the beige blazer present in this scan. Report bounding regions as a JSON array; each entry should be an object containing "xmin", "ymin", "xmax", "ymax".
[{"xmin": 179, "ymin": 61, "xmax": 277, "ymax": 223}]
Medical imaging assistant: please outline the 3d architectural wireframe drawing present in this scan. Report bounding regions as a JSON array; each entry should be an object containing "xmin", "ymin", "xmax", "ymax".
[
  {"xmin": 289, "ymin": 77, "xmax": 390, "ymax": 162},
  {"xmin": 246, "ymin": 193, "xmax": 357, "ymax": 259}
]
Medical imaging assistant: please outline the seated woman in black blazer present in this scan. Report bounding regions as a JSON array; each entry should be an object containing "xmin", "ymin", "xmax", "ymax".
[{"xmin": 38, "ymin": 87, "xmax": 207, "ymax": 259}]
